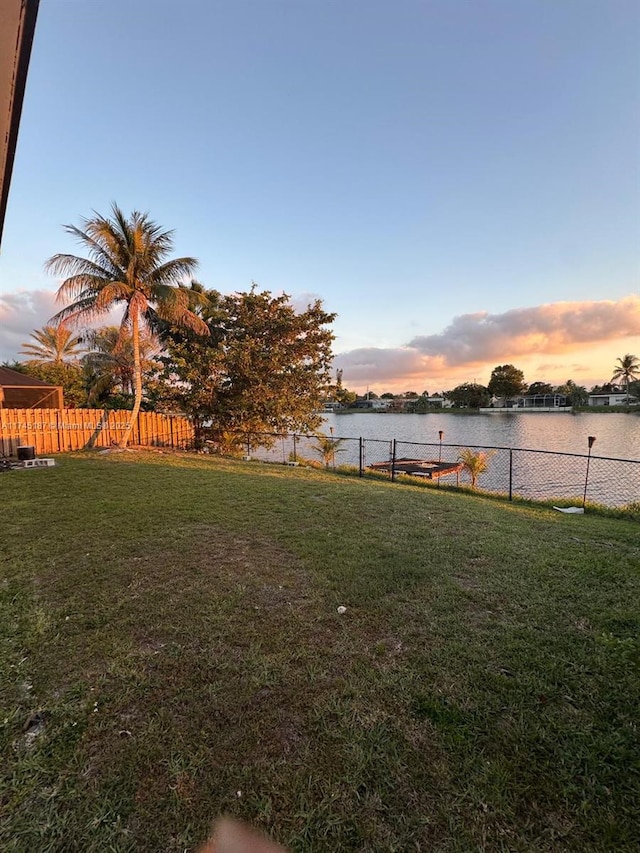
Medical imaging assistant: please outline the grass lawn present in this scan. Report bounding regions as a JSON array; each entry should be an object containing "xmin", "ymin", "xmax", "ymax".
[{"xmin": 1, "ymin": 452, "xmax": 639, "ymax": 852}]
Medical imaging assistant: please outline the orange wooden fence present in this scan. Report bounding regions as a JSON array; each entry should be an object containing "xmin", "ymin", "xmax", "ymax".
[{"xmin": 0, "ymin": 408, "xmax": 194, "ymax": 456}]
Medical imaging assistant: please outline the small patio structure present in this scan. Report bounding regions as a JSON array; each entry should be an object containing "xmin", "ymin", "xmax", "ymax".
[{"xmin": 0, "ymin": 366, "xmax": 63, "ymax": 409}]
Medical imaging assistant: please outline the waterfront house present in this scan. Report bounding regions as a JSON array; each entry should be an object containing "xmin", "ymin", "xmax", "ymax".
[
  {"xmin": 517, "ymin": 393, "xmax": 568, "ymax": 409},
  {"xmin": 482, "ymin": 393, "xmax": 571, "ymax": 413},
  {"xmin": 354, "ymin": 398, "xmax": 391, "ymax": 410},
  {"xmin": 588, "ymin": 393, "xmax": 638, "ymax": 407}
]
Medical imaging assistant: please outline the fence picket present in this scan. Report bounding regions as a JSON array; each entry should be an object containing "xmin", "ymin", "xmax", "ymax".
[{"xmin": 0, "ymin": 409, "xmax": 194, "ymax": 457}]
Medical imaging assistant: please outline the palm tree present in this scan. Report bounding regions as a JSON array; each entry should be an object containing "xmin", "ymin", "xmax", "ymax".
[
  {"xmin": 313, "ymin": 432, "xmax": 345, "ymax": 469},
  {"xmin": 459, "ymin": 448, "xmax": 494, "ymax": 489},
  {"xmin": 83, "ymin": 326, "xmax": 159, "ymax": 404},
  {"xmin": 20, "ymin": 324, "xmax": 84, "ymax": 365},
  {"xmin": 611, "ymin": 354, "xmax": 640, "ymax": 404},
  {"xmin": 45, "ymin": 204, "xmax": 209, "ymax": 447}
]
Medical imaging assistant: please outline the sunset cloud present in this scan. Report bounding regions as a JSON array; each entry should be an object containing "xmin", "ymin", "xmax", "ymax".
[
  {"xmin": 335, "ymin": 296, "xmax": 640, "ymax": 392},
  {"xmin": 333, "ymin": 347, "xmax": 442, "ymax": 384},
  {"xmin": 407, "ymin": 296, "xmax": 640, "ymax": 365},
  {"xmin": 0, "ymin": 288, "xmax": 121, "ymax": 362}
]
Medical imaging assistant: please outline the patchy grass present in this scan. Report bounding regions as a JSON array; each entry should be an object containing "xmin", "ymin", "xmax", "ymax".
[{"xmin": 1, "ymin": 451, "xmax": 639, "ymax": 852}]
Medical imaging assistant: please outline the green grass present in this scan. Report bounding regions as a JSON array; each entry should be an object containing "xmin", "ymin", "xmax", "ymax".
[{"xmin": 1, "ymin": 451, "xmax": 639, "ymax": 852}]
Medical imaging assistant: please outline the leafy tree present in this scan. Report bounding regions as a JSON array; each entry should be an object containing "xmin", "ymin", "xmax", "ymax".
[
  {"xmin": 554, "ymin": 379, "xmax": 588, "ymax": 407},
  {"xmin": 526, "ymin": 381, "xmax": 553, "ymax": 396},
  {"xmin": 611, "ymin": 354, "xmax": 640, "ymax": 403},
  {"xmin": 408, "ymin": 393, "xmax": 441, "ymax": 413},
  {"xmin": 447, "ymin": 382, "xmax": 489, "ymax": 409},
  {"xmin": 380, "ymin": 392, "xmax": 395, "ymax": 399},
  {"xmin": 403, "ymin": 391, "xmax": 419, "ymax": 398},
  {"xmin": 20, "ymin": 325, "xmax": 84, "ymax": 365},
  {"xmin": 327, "ymin": 369, "xmax": 357, "ymax": 407},
  {"xmin": 335, "ymin": 387, "xmax": 357, "ymax": 407},
  {"xmin": 45, "ymin": 204, "xmax": 208, "ymax": 446},
  {"xmin": 459, "ymin": 448, "xmax": 494, "ymax": 489},
  {"xmin": 159, "ymin": 285, "xmax": 335, "ymax": 445},
  {"xmin": 488, "ymin": 364, "xmax": 526, "ymax": 401}
]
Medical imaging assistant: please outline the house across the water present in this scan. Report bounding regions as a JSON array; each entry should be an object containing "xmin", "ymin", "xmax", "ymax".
[
  {"xmin": 480, "ymin": 393, "xmax": 571, "ymax": 413},
  {"xmin": 588, "ymin": 393, "xmax": 637, "ymax": 407}
]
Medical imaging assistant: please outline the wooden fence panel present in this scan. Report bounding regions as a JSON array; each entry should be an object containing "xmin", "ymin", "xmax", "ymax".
[
  {"xmin": 139, "ymin": 412, "xmax": 149, "ymax": 447},
  {"xmin": 0, "ymin": 409, "xmax": 194, "ymax": 456}
]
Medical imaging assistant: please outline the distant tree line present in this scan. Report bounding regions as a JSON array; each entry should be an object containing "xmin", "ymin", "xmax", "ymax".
[{"xmin": 328, "ymin": 358, "xmax": 640, "ymax": 411}]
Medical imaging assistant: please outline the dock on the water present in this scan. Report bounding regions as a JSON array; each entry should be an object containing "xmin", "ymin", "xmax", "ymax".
[{"xmin": 369, "ymin": 457, "xmax": 464, "ymax": 480}]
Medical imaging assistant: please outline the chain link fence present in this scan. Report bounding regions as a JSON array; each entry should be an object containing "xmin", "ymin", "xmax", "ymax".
[{"xmin": 203, "ymin": 429, "xmax": 640, "ymax": 510}]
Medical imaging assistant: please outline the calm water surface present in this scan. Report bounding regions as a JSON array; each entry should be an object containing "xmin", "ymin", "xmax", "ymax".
[{"xmin": 322, "ymin": 412, "xmax": 640, "ymax": 461}]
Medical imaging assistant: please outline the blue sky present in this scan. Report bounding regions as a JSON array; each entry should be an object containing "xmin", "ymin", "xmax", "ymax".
[{"xmin": 1, "ymin": 0, "xmax": 638, "ymax": 391}]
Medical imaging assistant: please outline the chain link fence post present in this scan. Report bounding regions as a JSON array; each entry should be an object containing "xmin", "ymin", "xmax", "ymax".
[{"xmin": 509, "ymin": 449, "xmax": 513, "ymax": 501}]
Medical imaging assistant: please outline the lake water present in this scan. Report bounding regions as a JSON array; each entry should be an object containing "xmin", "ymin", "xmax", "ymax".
[
  {"xmin": 317, "ymin": 412, "xmax": 640, "ymax": 506},
  {"xmin": 249, "ymin": 411, "xmax": 640, "ymax": 506},
  {"xmin": 322, "ymin": 411, "xmax": 640, "ymax": 461}
]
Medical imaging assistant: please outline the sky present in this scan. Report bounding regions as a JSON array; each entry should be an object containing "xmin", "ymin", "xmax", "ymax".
[{"xmin": 0, "ymin": 0, "xmax": 638, "ymax": 393}]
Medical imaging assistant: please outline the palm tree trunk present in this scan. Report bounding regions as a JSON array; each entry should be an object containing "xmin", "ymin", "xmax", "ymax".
[{"xmin": 119, "ymin": 309, "xmax": 143, "ymax": 448}]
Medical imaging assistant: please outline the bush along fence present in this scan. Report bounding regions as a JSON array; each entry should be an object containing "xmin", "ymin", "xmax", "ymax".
[
  {"xmin": 0, "ymin": 408, "xmax": 194, "ymax": 456},
  {"xmin": 209, "ymin": 429, "xmax": 640, "ymax": 511}
]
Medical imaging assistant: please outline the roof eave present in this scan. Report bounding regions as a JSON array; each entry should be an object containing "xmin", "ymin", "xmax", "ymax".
[{"xmin": 0, "ymin": 0, "xmax": 40, "ymax": 247}]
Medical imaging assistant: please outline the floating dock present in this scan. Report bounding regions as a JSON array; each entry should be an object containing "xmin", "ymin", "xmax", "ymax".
[{"xmin": 369, "ymin": 457, "xmax": 464, "ymax": 480}]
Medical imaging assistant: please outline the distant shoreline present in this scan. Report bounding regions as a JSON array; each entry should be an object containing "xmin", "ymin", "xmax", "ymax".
[{"xmin": 327, "ymin": 406, "xmax": 639, "ymax": 416}]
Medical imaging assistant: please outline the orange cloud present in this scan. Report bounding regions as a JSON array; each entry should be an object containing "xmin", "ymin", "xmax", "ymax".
[
  {"xmin": 335, "ymin": 296, "xmax": 640, "ymax": 392},
  {"xmin": 407, "ymin": 296, "xmax": 640, "ymax": 365}
]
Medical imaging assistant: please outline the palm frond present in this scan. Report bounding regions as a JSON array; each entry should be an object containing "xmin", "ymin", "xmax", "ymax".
[
  {"xmin": 45, "ymin": 253, "xmax": 117, "ymax": 283},
  {"xmin": 171, "ymin": 309, "xmax": 210, "ymax": 336},
  {"xmin": 95, "ymin": 282, "xmax": 134, "ymax": 310},
  {"xmin": 85, "ymin": 215, "xmax": 131, "ymax": 272},
  {"xmin": 53, "ymin": 276, "xmax": 116, "ymax": 305},
  {"xmin": 20, "ymin": 324, "xmax": 85, "ymax": 364},
  {"xmin": 58, "ymin": 224, "xmax": 125, "ymax": 278},
  {"xmin": 50, "ymin": 297, "xmax": 120, "ymax": 326},
  {"xmin": 148, "ymin": 257, "xmax": 199, "ymax": 287}
]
